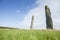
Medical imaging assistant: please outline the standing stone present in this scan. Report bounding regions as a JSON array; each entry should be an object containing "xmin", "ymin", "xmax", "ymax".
[
  {"xmin": 45, "ymin": 5, "xmax": 53, "ymax": 29},
  {"xmin": 30, "ymin": 15, "xmax": 34, "ymax": 29}
]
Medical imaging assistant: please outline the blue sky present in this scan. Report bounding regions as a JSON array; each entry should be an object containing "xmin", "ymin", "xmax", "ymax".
[
  {"xmin": 0, "ymin": 0, "xmax": 60, "ymax": 30},
  {"xmin": 0, "ymin": 0, "xmax": 37, "ymax": 27}
]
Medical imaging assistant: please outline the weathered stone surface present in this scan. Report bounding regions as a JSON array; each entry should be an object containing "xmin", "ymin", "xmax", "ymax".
[
  {"xmin": 30, "ymin": 15, "xmax": 34, "ymax": 29},
  {"xmin": 45, "ymin": 5, "xmax": 53, "ymax": 29}
]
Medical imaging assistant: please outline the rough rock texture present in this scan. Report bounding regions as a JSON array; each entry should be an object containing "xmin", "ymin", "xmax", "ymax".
[{"xmin": 45, "ymin": 5, "xmax": 53, "ymax": 29}]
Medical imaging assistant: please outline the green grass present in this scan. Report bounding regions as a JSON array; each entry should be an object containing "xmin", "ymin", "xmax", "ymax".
[{"xmin": 0, "ymin": 29, "xmax": 60, "ymax": 40}]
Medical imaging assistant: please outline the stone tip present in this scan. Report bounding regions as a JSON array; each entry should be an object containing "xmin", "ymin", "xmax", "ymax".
[{"xmin": 45, "ymin": 5, "xmax": 49, "ymax": 9}]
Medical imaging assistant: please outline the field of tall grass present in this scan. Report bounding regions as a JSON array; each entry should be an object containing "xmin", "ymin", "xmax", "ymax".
[{"xmin": 0, "ymin": 29, "xmax": 60, "ymax": 40}]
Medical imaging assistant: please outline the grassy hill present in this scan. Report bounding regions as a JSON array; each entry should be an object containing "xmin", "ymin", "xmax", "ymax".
[
  {"xmin": 0, "ymin": 29, "xmax": 60, "ymax": 40},
  {"xmin": 0, "ymin": 26, "xmax": 18, "ymax": 29}
]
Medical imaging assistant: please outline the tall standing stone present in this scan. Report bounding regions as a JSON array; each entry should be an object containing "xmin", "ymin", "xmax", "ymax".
[
  {"xmin": 30, "ymin": 15, "xmax": 34, "ymax": 29},
  {"xmin": 45, "ymin": 5, "xmax": 53, "ymax": 29}
]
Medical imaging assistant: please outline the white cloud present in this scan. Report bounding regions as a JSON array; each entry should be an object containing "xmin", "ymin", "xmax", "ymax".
[
  {"xmin": 19, "ymin": 0, "xmax": 60, "ymax": 30},
  {"xmin": 16, "ymin": 10, "xmax": 20, "ymax": 13}
]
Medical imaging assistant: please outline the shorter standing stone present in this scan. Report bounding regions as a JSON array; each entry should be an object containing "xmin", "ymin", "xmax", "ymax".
[{"xmin": 30, "ymin": 15, "xmax": 34, "ymax": 29}]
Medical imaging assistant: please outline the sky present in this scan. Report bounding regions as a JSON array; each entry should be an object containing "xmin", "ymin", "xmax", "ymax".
[{"xmin": 0, "ymin": 0, "xmax": 60, "ymax": 30}]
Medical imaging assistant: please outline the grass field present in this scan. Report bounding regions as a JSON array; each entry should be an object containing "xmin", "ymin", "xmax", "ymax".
[{"xmin": 0, "ymin": 29, "xmax": 60, "ymax": 40}]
